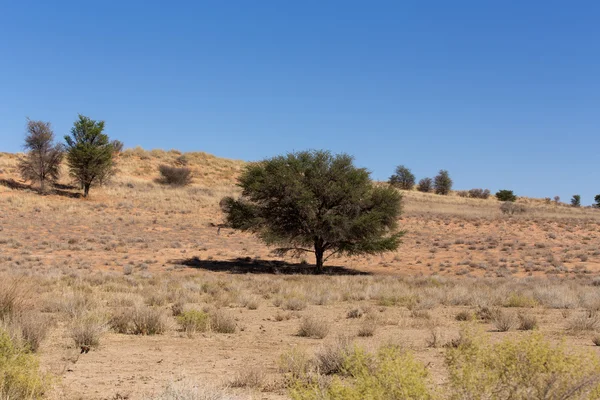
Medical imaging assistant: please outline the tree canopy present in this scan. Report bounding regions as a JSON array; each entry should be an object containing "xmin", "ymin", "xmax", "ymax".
[
  {"xmin": 18, "ymin": 119, "xmax": 63, "ymax": 192},
  {"xmin": 221, "ymin": 150, "xmax": 404, "ymax": 272},
  {"xmin": 64, "ymin": 115, "xmax": 116, "ymax": 197}
]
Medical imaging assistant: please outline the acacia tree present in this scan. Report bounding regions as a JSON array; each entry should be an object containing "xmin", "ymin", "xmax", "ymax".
[
  {"xmin": 434, "ymin": 170, "xmax": 452, "ymax": 195},
  {"xmin": 64, "ymin": 115, "xmax": 116, "ymax": 197},
  {"xmin": 595, "ymin": 194, "xmax": 600, "ymax": 208},
  {"xmin": 389, "ymin": 165, "xmax": 415, "ymax": 190},
  {"xmin": 571, "ymin": 195, "xmax": 581, "ymax": 208},
  {"xmin": 18, "ymin": 119, "xmax": 63, "ymax": 192},
  {"xmin": 221, "ymin": 150, "xmax": 404, "ymax": 273}
]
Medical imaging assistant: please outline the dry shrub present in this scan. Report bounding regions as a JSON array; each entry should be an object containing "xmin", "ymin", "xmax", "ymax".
[
  {"xmin": 279, "ymin": 347, "xmax": 312, "ymax": 380},
  {"xmin": 229, "ymin": 367, "xmax": 266, "ymax": 388},
  {"xmin": 210, "ymin": 310, "xmax": 236, "ymax": 333},
  {"xmin": 314, "ymin": 336, "xmax": 353, "ymax": 375},
  {"xmin": 131, "ymin": 306, "xmax": 167, "ymax": 335},
  {"xmin": 518, "ymin": 313, "xmax": 538, "ymax": 331},
  {"xmin": 593, "ymin": 336, "xmax": 600, "ymax": 346},
  {"xmin": 283, "ymin": 297, "xmax": 307, "ymax": 311},
  {"xmin": 158, "ymin": 165, "xmax": 193, "ymax": 186},
  {"xmin": 455, "ymin": 310, "xmax": 474, "ymax": 321},
  {"xmin": 8, "ymin": 312, "xmax": 50, "ymax": 352},
  {"xmin": 492, "ymin": 310, "xmax": 516, "ymax": 332},
  {"xmin": 500, "ymin": 202, "xmax": 526, "ymax": 215},
  {"xmin": 567, "ymin": 310, "xmax": 600, "ymax": 332},
  {"xmin": 0, "ymin": 277, "xmax": 30, "ymax": 319},
  {"xmin": 70, "ymin": 313, "xmax": 107, "ymax": 347},
  {"xmin": 298, "ymin": 316, "xmax": 330, "ymax": 339},
  {"xmin": 109, "ymin": 308, "xmax": 132, "ymax": 334},
  {"xmin": 346, "ymin": 308, "xmax": 363, "ymax": 319},
  {"xmin": 426, "ymin": 326, "xmax": 444, "ymax": 348},
  {"xmin": 357, "ymin": 322, "xmax": 376, "ymax": 337},
  {"xmin": 150, "ymin": 381, "xmax": 241, "ymax": 400}
]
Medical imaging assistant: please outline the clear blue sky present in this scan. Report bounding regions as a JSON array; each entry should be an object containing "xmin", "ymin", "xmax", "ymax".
[{"xmin": 1, "ymin": 1, "xmax": 598, "ymax": 204}]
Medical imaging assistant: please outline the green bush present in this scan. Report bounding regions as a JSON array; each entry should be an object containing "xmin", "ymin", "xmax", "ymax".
[
  {"xmin": 446, "ymin": 328, "xmax": 600, "ymax": 399},
  {"xmin": 571, "ymin": 194, "xmax": 581, "ymax": 208},
  {"xmin": 389, "ymin": 165, "xmax": 416, "ymax": 190},
  {"xmin": 595, "ymin": 194, "xmax": 600, "ymax": 208},
  {"xmin": 289, "ymin": 345, "xmax": 434, "ymax": 400},
  {"xmin": 0, "ymin": 328, "xmax": 49, "ymax": 399},
  {"xmin": 177, "ymin": 310, "xmax": 210, "ymax": 335},
  {"xmin": 495, "ymin": 190, "xmax": 517, "ymax": 202},
  {"xmin": 433, "ymin": 170, "xmax": 452, "ymax": 195},
  {"xmin": 417, "ymin": 177, "xmax": 433, "ymax": 193}
]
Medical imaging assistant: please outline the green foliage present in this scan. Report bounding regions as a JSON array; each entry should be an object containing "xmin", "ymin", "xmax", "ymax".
[
  {"xmin": 433, "ymin": 170, "xmax": 452, "ymax": 195},
  {"xmin": 0, "ymin": 328, "xmax": 49, "ymax": 399},
  {"xmin": 221, "ymin": 150, "xmax": 404, "ymax": 272},
  {"xmin": 64, "ymin": 114, "xmax": 117, "ymax": 197},
  {"xmin": 571, "ymin": 194, "xmax": 581, "ymax": 207},
  {"xmin": 446, "ymin": 328, "xmax": 600, "ymax": 399},
  {"xmin": 389, "ymin": 165, "xmax": 415, "ymax": 190},
  {"xmin": 177, "ymin": 310, "xmax": 210, "ymax": 334},
  {"xmin": 595, "ymin": 194, "xmax": 600, "ymax": 208},
  {"xmin": 417, "ymin": 177, "xmax": 433, "ymax": 193},
  {"xmin": 495, "ymin": 190, "xmax": 517, "ymax": 202},
  {"xmin": 18, "ymin": 119, "xmax": 63, "ymax": 191},
  {"xmin": 289, "ymin": 345, "xmax": 434, "ymax": 400}
]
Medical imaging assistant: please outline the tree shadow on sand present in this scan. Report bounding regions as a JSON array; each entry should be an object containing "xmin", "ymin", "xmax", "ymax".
[
  {"xmin": 0, "ymin": 178, "xmax": 82, "ymax": 199},
  {"xmin": 170, "ymin": 256, "xmax": 370, "ymax": 275}
]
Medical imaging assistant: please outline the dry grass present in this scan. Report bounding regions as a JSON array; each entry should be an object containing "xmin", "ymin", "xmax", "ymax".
[{"xmin": 298, "ymin": 316, "xmax": 330, "ymax": 339}]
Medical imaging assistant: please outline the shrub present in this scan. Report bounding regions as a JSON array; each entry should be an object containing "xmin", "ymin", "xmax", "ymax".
[
  {"xmin": 433, "ymin": 170, "xmax": 452, "ymax": 195},
  {"xmin": 446, "ymin": 329, "xmax": 600, "ymax": 399},
  {"xmin": 229, "ymin": 367, "xmax": 266, "ymax": 389},
  {"xmin": 130, "ymin": 306, "xmax": 167, "ymax": 335},
  {"xmin": 289, "ymin": 345, "xmax": 434, "ymax": 400},
  {"xmin": 500, "ymin": 202, "xmax": 526, "ymax": 215},
  {"xmin": 417, "ymin": 177, "xmax": 433, "ymax": 193},
  {"xmin": 518, "ymin": 313, "xmax": 538, "ymax": 331},
  {"xmin": 70, "ymin": 313, "xmax": 106, "ymax": 348},
  {"xmin": 357, "ymin": 322, "xmax": 375, "ymax": 337},
  {"xmin": 495, "ymin": 190, "xmax": 517, "ymax": 202},
  {"xmin": 571, "ymin": 194, "xmax": 581, "ymax": 207},
  {"xmin": 468, "ymin": 188, "xmax": 490, "ymax": 199},
  {"xmin": 0, "ymin": 328, "xmax": 49, "ymax": 399},
  {"xmin": 314, "ymin": 336, "xmax": 353, "ymax": 375},
  {"xmin": 298, "ymin": 316, "xmax": 330, "ymax": 339},
  {"xmin": 554, "ymin": 195, "xmax": 561, "ymax": 204},
  {"xmin": 9, "ymin": 312, "xmax": 50, "ymax": 352},
  {"xmin": 388, "ymin": 165, "xmax": 415, "ymax": 190},
  {"xmin": 504, "ymin": 293, "xmax": 537, "ymax": 308},
  {"xmin": 492, "ymin": 310, "xmax": 515, "ymax": 332},
  {"xmin": 158, "ymin": 165, "xmax": 193, "ymax": 186},
  {"xmin": 279, "ymin": 348, "xmax": 312, "ymax": 381},
  {"xmin": 595, "ymin": 194, "xmax": 600, "ymax": 208},
  {"xmin": 0, "ymin": 278, "xmax": 29, "ymax": 319},
  {"xmin": 177, "ymin": 310, "xmax": 210, "ymax": 335},
  {"xmin": 456, "ymin": 190, "xmax": 469, "ymax": 198},
  {"xmin": 283, "ymin": 297, "xmax": 307, "ymax": 311},
  {"xmin": 210, "ymin": 310, "xmax": 236, "ymax": 334},
  {"xmin": 455, "ymin": 310, "xmax": 474, "ymax": 321}
]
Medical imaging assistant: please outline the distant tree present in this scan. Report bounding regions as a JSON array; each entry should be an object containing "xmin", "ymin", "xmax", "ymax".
[
  {"xmin": 595, "ymin": 194, "xmax": 600, "ymax": 208},
  {"xmin": 17, "ymin": 119, "xmax": 63, "ymax": 192},
  {"xmin": 571, "ymin": 195, "xmax": 581, "ymax": 208},
  {"xmin": 553, "ymin": 196, "xmax": 560, "ymax": 204},
  {"xmin": 468, "ymin": 188, "xmax": 491, "ymax": 199},
  {"xmin": 496, "ymin": 190, "xmax": 517, "ymax": 202},
  {"xmin": 111, "ymin": 140, "xmax": 124, "ymax": 154},
  {"xmin": 417, "ymin": 178, "xmax": 433, "ymax": 193},
  {"xmin": 433, "ymin": 170, "xmax": 452, "ymax": 195},
  {"xmin": 220, "ymin": 150, "xmax": 404, "ymax": 273},
  {"xmin": 389, "ymin": 165, "xmax": 415, "ymax": 190},
  {"xmin": 64, "ymin": 115, "xmax": 117, "ymax": 197}
]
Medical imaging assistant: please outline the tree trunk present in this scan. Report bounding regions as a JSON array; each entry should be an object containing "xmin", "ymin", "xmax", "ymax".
[
  {"xmin": 83, "ymin": 183, "xmax": 90, "ymax": 198},
  {"xmin": 314, "ymin": 240, "xmax": 325, "ymax": 274},
  {"xmin": 40, "ymin": 179, "xmax": 45, "ymax": 193}
]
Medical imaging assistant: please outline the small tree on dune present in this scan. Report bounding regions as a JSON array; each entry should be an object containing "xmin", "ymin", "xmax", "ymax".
[
  {"xmin": 17, "ymin": 119, "xmax": 63, "ymax": 192},
  {"xmin": 220, "ymin": 150, "xmax": 404, "ymax": 273},
  {"xmin": 571, "ymin": 195, "xmax": 581, "ymax": 208},
  {"xmin": 64, "ymin": 115, "xmax": 117, "ymax": 197},
  {"xmin": 389, "ymin": 165, "xmax": 415, "ymax": 190},
  {"xmin": 417, "ymin": 178, "xmax": 433, "ymax": 193},
  {"xmin": 434, "ymin": 170, "xmax": 452, "ymax": 195},
  {"xmin": 595, "ymin": 194, "xmax": 600, "ymax": 208}
]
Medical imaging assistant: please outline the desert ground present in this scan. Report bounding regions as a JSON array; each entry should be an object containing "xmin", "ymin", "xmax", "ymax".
[{"xmin": 1, "ymin": 148, "xmax": 600, "ymax": 399}]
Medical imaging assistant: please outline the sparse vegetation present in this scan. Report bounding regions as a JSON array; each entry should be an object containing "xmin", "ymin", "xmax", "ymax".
[
  {"xmin": 571, "ymin": 194, "xmax": 581, "ymax": 207},
  {"xmin": 158, "ymin": 164, "xmax": 193, "ymax": 186},
  {"xmin": 417, "ymin": 177, "xmax": 433, "ymax": 193},
  {"xmin": 468, "ymin": 188, "xmax": 490, "ymax": 199}
]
